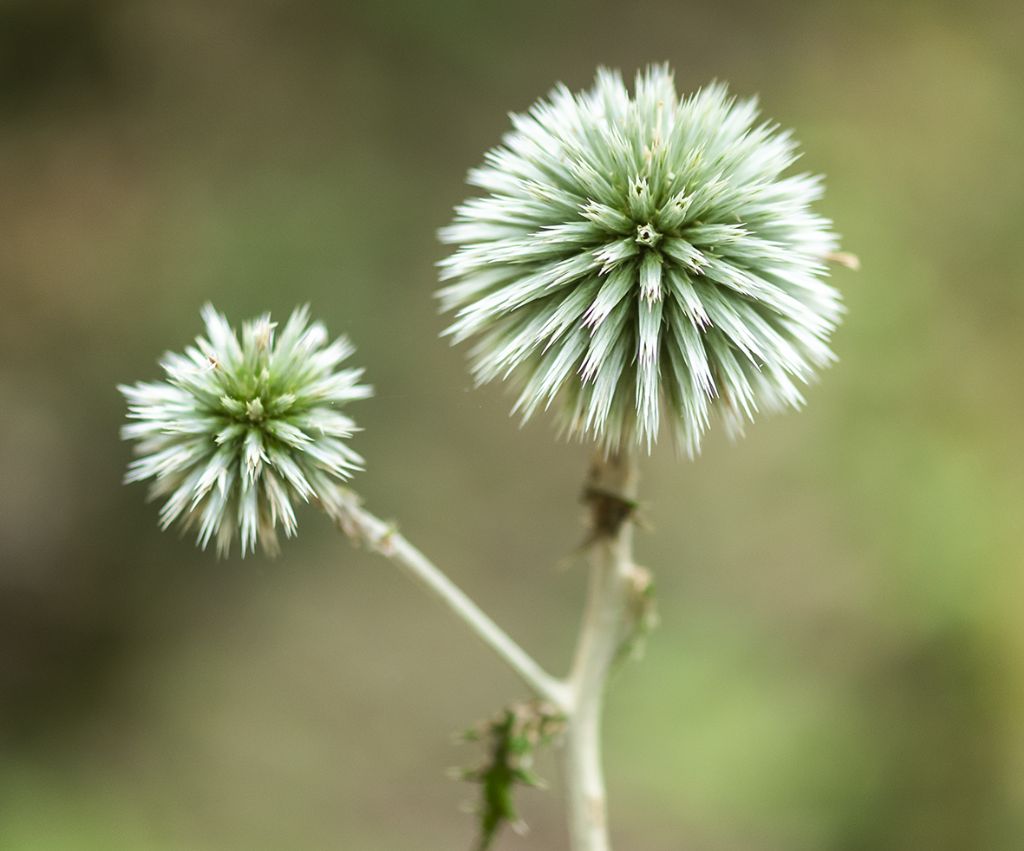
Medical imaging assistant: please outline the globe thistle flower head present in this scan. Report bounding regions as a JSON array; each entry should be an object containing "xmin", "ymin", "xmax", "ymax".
[
  {"xmin": 439, "ymin": 65, "xmax": 844, "ymax": 455},
  {"xmin": 120, "ymin": 305, "xmax": 371, "ymax": 556}
]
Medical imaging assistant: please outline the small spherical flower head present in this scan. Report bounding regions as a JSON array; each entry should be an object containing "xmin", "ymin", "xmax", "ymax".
[
  {"xmin": 439, "ymin": 65, "xmax": 844, "ymax": 455},
  {"xmin": 120, "ymin": 305, "xmax": 372, "ymax": 556}
]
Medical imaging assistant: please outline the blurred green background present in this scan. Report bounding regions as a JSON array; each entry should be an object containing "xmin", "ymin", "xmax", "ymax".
[{"xmin": 1, "ymin": 0, "xmax": 1022, "ymax": 848}]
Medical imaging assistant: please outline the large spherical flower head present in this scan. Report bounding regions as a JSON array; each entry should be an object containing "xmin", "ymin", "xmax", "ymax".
[
  {"xmin": 120, "ymin": 305, "xmax": 372, "ymax": 556},
  {"xmin": 438, "ymin": 65, "xmax": 844, "ymax": 455}
]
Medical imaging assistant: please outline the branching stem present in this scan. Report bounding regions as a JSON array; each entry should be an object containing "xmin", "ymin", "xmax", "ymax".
[{"xmin": 332, "ymin": 449, "xmax": 639, "ymax": 851}]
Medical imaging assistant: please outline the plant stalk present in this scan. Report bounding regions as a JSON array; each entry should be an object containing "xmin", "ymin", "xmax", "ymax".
[
  {"xmin": 331, "ymin": 495, "xmax": 571, "ymax": 712},
  {"xmin": 564, "ymin": 449, "xmax": 639, "ymax": 851}
]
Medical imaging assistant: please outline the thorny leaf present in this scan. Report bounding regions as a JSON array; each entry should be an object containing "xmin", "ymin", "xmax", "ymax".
[{"xmin": 457, "ymin": 701, "xmax": 566, "ymax": 851}]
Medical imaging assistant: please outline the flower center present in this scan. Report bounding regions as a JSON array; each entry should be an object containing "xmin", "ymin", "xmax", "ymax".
[
  {"xmin": 245, "ymin": 397, "xmax": 266, "ymax": 423},
  {"xmin": 635, "ymin": 223, "xmax": 662, "ymax": 247}
]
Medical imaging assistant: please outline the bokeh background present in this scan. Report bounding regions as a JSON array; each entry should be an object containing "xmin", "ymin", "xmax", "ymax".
[{"xmin": 2, "ymin": 1, "xmax": 1022, "ymax": 848}]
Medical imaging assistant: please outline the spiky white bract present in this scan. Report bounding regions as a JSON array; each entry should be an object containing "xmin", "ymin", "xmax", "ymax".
[
  {"xmin": 120, "ymin": 305, "xmax": 371, "ymax": 556},
  {"xmin": 439, "ymin": 65, "xmax": 843, "ymax": 455}
]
